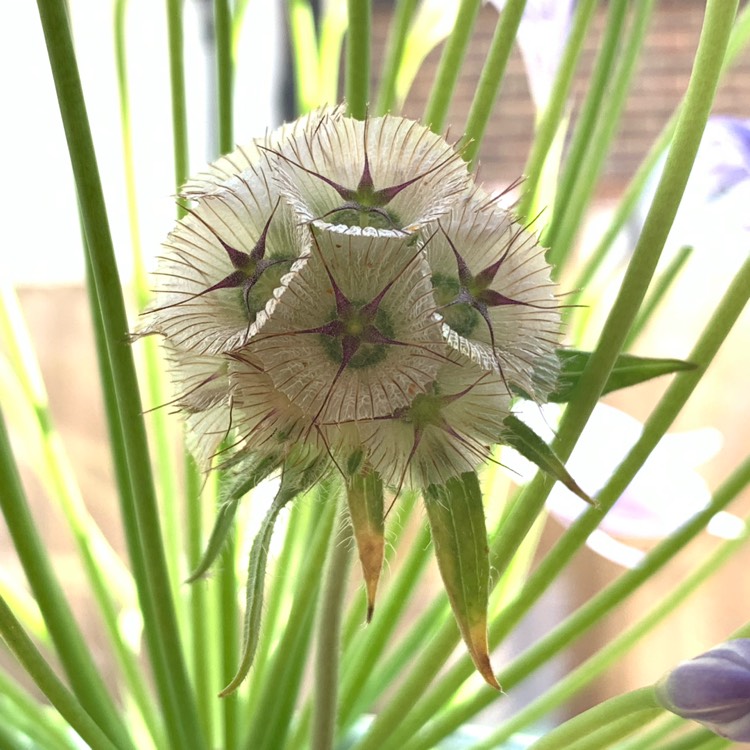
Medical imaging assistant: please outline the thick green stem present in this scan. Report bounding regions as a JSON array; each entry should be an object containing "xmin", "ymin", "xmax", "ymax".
[
  {"xmin": 346, "ymin": 0, "xmax": 370, "ymax": 119},
  {"xmin": 35, "ymin": 1, "xmax": 206, "ymax": 747}
]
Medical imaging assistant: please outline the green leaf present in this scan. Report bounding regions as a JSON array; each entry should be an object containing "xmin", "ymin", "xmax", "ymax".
[
  {"xmin": 346, "ymin": 467, "xmax": 385, "ymax": 622},
  {"xmin": 186, "ymin": 453, "xmax": 281, "ymax": 583},
  {"xmin": 424, "ymin": 472, "xmax": 499, "ymax": 690},
  {"xmin": 542, "ymin": 350, "xmax": 697, "ymax": 403},
  {"xmin": 502, "ymin": 415, "xmax": 594, "ymax": 506}
]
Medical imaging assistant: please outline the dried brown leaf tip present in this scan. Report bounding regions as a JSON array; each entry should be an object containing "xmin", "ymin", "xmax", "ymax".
[{"xmin": 138, "ymin": 107, "xmax": 563, "ymax": 688}]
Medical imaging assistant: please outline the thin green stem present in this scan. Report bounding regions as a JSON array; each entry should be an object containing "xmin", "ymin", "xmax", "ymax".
[
  {"xmin": 0, "ymin": 671, "xmax": 80, "ymax": 750},
  {"xmin": 346, "ymin": 0, "xmax": 370, "ymax": 119},
  {"xmin": 243, "ymin": 485, "xmax": 339, "ymax": 750},
  {"xmin": 220, "ymin": 537, "xmax": 240, "ymax": 750},
  {"xmin": 215, "ymin": 0, "xmax": 233, "ymax": 154},
  {"xmin": 312, "ymin": 509, "xmax": 354, "ymax": 750},
  {"xmin": 423, "ymin": 0, "xmax": 481, "ymax": 133},
  {"xmin": 187, "ymin": 461, "xmax": 216, "ymax": 747},
  {"xmin": 564, "ymin": 711, "xmax": 662, "ymax": 750},
  {"xmin": 0, "ymin": 595, "xmax": 121, "ymax": 750},
  {"xmin": 374, "ymin": 0, "xmax": 419, "ymax": 114},
  {"xmin": 114, "ymin": 0, "xmax": 182, "ymax": 615},
  {"xmin": 624, "ymin": 245, "xmax": 693, "ymax": 349},
  {"xmin": 516, "ymin": 0, "xmax": 599, "ymax": 220},
  {"xmin": 461, "ymin": 0, "xmax": 526, "ymax": 167},
  {"xmin": 36, "ymin": 2, "xmax": 206, "ymax": 747},
  {"xmin": 527, "ymin": 688, "xmax": 659, "ymax": 750},
  {"xmin": 568, "ymin": 1, "xmax": 750, "ymax": 308},
  {"xmin": 166, "ymin": 0, "xmax": 189, "ymax": 192},
  {"xmin": 543, "ymin": 0, "xmax": 637, "ymax": 257}
]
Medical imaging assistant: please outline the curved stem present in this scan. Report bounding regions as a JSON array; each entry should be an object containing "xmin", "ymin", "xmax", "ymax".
[
  {"xmin": 527, "ymin": 687, "xmax": 660, "ymax": 750},
  {"xmin": 0, "ymin": 595, "xmax": 120, "ymax": 750}
]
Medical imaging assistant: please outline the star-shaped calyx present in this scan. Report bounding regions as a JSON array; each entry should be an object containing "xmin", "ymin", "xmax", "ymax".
[
  {"xmin": 436, "ymin": 222, "xmax": 546, "ymax": 380},
  {"xmin": 354, "ymin": 360, "xmax": 511, "ymax": 492},
  {"xmin": 266, "ymin": 114, "xmax": 471, "ymax": 231},
  {"xmin": 150, "ymin": 197, "xmax": 288, "ymax": 323}
]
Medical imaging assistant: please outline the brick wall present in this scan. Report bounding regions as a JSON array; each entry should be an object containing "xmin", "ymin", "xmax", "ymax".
[{"xmin": 372, "ymin": 1, "xmax": 750, "ymax": 194}]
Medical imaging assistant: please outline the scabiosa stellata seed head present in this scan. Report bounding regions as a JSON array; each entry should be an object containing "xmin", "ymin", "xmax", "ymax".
[
  {"xmin": 137, "ymin": 108, "xmax": 564, "ymax": 692},
  {"xmin": 655, "ymin": 639, "xmax": 750, "ymax": 742}
]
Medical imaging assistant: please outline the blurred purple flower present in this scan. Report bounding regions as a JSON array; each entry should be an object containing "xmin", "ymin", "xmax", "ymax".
[
  {"xmin": 491, "ymin": 0, "xmax": 575, "ymax": 111},
  {"xmin": 656, "ymin": 639, "xmax": 750, "ymax": 742},
  {"xmin": 504, "ymin": 402, "xmax": 742, "ymax": 568},
  {"xmin": 696, "ymin": 116, "xmax": 750, "ymax": 201}
]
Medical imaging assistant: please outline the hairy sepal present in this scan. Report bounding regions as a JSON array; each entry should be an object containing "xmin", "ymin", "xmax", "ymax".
[
  {"xmin": 220, "ymin": 454, "xmax": 327, "ymax": 696},
  {"xmin": 186, "ymin": 453, "xmax": 282, "ymax": 583},
  {"xmin": 424, "ymin": 472, "xmax": 499, "ymax": 690},
  {"xmin": 502, "ymin": 414, "xmax": 594, "ymax": 505}
]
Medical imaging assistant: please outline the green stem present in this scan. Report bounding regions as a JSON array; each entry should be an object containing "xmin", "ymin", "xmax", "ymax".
[
  {"xmin": 0, "ymin": 596, "xmax": 120, "ymax": 750},
  {"xmin": 655, "ymin": 729, "xmax": 731, "ymax": 750},
  {"xmin": 187, "ymin": 460, "xmax": 216, "ymax": 746},
  {"xmin": 563, "ymin": 710, "xmax": 662, "ymax": 750},
  {"xmin": 461, "ymin": 0, "xmax": 526, "ymax": 167},
  {"xmin": 0, "ymin": 408, "xmax": 134, "ymax": 750},
  {"xmin": 220, "ymin": 536, "xmax": 240, "ymax": 750},
  {"xmin": 346, "ymin": 0, "xmax": 370, "ymax": 119},
  {"xmin": 243, "ymin": 486, "xmax": 339, "ymax": 750},
  {"xmin": 374, "ymin": 0, "xmax": 419, "ymax": 114},
  {"xmin": 0, "ymin": 671, "xmax": 79, "ymax": 750},
  {"xmin": 166, "ymin": 0, "xmax": 189, "ymax": 192},
  {"xmin": 215, "ymin": 0, "xmax": 233, "ymax": 153},
  {"xmin": 114, "ymin": 0, "xmax": 182, "ymax": 615},
  {"xmin": 312, "ymin": 511, "xmax": 354, "ymax": 750},
  {"xmin": 516, "ymin": 0, "xmax": 599, "ymax": 220},
  {"xmin": 360, "ymin": 240, "xmax": 750, "ymax": 750},
  {"xmin": 527, "ymin": 688, "xmax": 659, "ymax": 750},
  {"xmin": 423, "ymin": 0, "xmax": 481, "ymax": 133},
  {"xmin": 36, "ymin": 2, "xmax": 206, "ymax": 747}
]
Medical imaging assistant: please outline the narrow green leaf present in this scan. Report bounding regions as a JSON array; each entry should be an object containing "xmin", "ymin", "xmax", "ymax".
[
  {"xmin": 530, "ymin": 349, "xmax": 697, "ymax": 403},
  {"xmin": 502, "ymin": 415, "xmax": 594, "ymax": 506},
  {"xmin": 220, "ymin": 455, "xmax": 325, "ymax": 696},
  {"xmin": 346, "ymin": 467, "xmax": 385, "ymax": 622},
  {"xmin": 424, "ymin": 472, "xmax": 499, "ymax": 690},
  {"xmin": 186, "ymin": 453, "xmax": 281, "ymax": 582}
]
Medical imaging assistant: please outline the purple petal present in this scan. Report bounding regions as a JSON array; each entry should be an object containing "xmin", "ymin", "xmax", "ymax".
[{"xmin": 657, "ymin": 640, "xmax": 750, "ymax": 741}]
